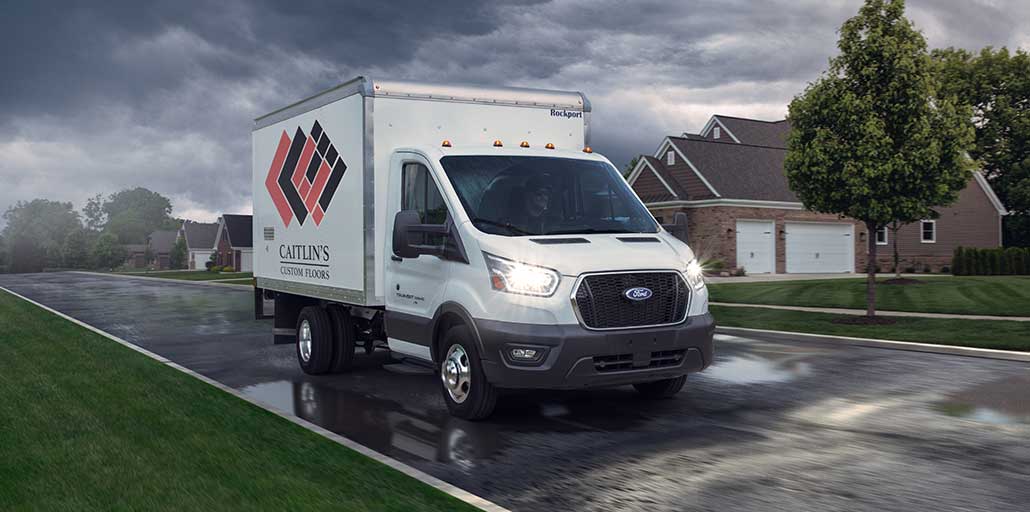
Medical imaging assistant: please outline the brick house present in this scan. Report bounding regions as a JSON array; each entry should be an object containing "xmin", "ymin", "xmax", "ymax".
[
  {"xmin": 628, "ymin": 115, "xmax": 1008, "ymax": 274},
  {"xmin": 178, "ymin": 221, "xmax": 219, "ymax": 270},
  {"xmin": 213, "ymin": 214, "xmax": 253, "ymax": 272}
]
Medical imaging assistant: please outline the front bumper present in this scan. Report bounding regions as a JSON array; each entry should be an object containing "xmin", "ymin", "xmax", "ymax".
[{"xmin": 476, "ymin": 313, "xmax": 715, "ymax": 390}]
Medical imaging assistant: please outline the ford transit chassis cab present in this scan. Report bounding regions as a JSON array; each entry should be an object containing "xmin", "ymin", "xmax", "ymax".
[{"xmin": 252, "ymin": 77, "xmax": 714, "ymax": 420}]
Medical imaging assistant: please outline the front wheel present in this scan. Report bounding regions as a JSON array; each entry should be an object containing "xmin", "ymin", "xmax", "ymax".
[
  {"xmin": 439, "ymin": 325, "xmax": 497, "ymax": 420},
  {"xmin": 297, "ymin": 306, "xmax": 333, "ymax": 375},
  {"xmin": 633, "ymin": 375, "xmax": 686, "ymax": 398}
]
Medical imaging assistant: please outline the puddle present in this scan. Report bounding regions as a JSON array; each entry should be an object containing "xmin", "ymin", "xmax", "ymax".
[
  {"xmin": 242, "ymin": 380, "xmax": 503, "ymax": 469},
  {"xmin": 934, "ymin": 375, "xmax": 1030, "ymax": 425},
  {"xmin": 702, "ymin": 343, "xmax": 821, "ymax": 384}
]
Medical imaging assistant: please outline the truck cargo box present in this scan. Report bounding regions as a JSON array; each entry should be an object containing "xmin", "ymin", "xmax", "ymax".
[{"xmin": 252, "ymin": 77, "xmax": 591, "ymax": 306}]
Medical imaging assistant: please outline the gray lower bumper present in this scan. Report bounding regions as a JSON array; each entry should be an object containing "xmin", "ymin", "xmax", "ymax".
[{"xmin": 476, "ymin": 313, "xmax": 715, "ymax": 390}]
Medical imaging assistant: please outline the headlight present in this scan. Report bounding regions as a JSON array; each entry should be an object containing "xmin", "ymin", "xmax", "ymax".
[
  {"xmin": 684, "ymin": 258, "xmax": 705, "ymax": 290},
  {"xmin": 483, "ymin": 252, "xmax": 561, "ymax": 297}
]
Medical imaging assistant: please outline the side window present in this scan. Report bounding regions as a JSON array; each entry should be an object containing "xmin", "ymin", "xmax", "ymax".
[{"xmin": 401, "ymin": 162, "xmax": 449, "ymax": 244}]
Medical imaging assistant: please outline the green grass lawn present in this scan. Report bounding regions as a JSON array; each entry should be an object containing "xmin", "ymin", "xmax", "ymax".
[
  {"xmin": 0, "ymin": 290, "xmax": 478, "ymax": 511},
  {"xmin": 708, "ymin": 276, "xmax": 1030, "ymax": 317},
  {"xmin": 711, "ymin": 305, "xmax": 1030, "ymax": 351},
  {"xmin": 117, "ymin": 270, "xmax": 254, "ymax": 281},
  {"xmin": 213, "ymin": 278, "xmax": 255, "ymax": 285}
]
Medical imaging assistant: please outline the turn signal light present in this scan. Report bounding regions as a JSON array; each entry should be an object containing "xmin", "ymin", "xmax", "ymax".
[
  {"xmin": 520, "ymin": 141, "xmax": 530, "ymax": 148},
  {"xmin": 582, "ymin": 146, "xmax": 593, "ymax": 153},
  {"xmin": 493, "ymin": 139, "xmax": 503, "ymax": 147},
  {"xmin": 545, "ymin": 143, "xmax": 555, "ymax": 149},
  {"xmin": 441, "ymin": 140, "xmax": 452, "ymax": 147}
]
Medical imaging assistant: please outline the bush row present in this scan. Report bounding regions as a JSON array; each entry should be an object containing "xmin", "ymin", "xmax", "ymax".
[{"xmin": 952, "ymin": 247, "xmax": 1030, "ymax": 275}]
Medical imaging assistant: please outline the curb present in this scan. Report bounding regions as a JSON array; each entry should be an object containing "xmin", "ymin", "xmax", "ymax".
[
  {"xmin": 0, "ymin": 285, "xmax": 508, "ymax": 512},
  {"xmin": 710, "ymin": 302, "xmax": 1030, "ymax": 322},
  {"xmin": 72, "ymin": 271, "xmax": 254, "ymax": 290},
  {"xmin": 715, "ymin": 326, "xmax": 1030, "ymax": 363}
]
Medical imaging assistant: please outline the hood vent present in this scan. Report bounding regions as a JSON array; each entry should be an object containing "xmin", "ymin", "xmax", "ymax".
[
  {"xmin": 531, "ymin": 237, "xmax": 590, "ymax": 245},
  {"xmin": 617, "ymin": 236, "xmax": 660, "ymax": 243}
]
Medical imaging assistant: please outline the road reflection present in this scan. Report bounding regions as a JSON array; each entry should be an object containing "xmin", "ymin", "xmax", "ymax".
[{"xmin": 935, "ymin": 375, "xmax": 1030, "ymax": 425}]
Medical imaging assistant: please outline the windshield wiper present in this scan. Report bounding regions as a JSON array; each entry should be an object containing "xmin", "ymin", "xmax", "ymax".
[{"xmin": 470, "ymin": 217, "xmax": 533, "ymax": 236}]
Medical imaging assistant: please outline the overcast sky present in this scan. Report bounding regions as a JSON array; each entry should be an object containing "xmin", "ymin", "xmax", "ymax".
[{"xmin": 2, "ymin": 0, "xmax": 1028, "ymax": 224}]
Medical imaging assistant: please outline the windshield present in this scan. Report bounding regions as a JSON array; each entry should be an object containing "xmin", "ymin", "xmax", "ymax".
[{"xmin": 439, "ymin": 156, "xmax": 659, "ymax": 237}]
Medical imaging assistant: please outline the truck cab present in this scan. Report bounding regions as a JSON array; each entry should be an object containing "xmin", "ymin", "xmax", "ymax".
[{"xmin": 252, "ymin": 77, "xmax": 714, "ymax": 420}]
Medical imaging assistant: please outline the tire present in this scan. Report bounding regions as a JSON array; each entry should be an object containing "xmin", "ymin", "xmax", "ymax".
[
  {"xmin": 633, "ymin": 375, "xmax": 687, "ymax": 399},
  {"xmin": 296, "ymin": 306, "xmax": 333, "ymax": 375},
  {"xmin": 439, "ymin": 325, "xmax": 498, "ymax": 420},
  {"xmin": 327, "ymin": 306, "xmax": 356, "ymax": 373}
]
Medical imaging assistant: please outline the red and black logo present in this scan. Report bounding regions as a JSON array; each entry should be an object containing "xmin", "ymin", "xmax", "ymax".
[{"xmin": 264, "ymin": 120, "xmax": 347, "ymax": 227}]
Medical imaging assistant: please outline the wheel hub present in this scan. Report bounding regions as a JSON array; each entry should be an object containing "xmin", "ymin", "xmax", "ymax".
[
  {"xmin": 441, "ymin": 344, "xmax": 471, "ymax": 404},
  {"xmin": 298, "ymin": 320, "xmax": 312, "ymax": 363}
]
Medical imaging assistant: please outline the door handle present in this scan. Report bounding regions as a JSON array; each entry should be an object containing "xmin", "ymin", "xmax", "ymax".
[{"xmin": 391, "ymin": 255, "xmax": 403, "ymax": 262}]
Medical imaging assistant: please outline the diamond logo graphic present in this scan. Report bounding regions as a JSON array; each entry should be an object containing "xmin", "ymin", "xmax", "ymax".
[{"xmin": 264, "ymin": 120, "xmax": 347, "ymax": 227}]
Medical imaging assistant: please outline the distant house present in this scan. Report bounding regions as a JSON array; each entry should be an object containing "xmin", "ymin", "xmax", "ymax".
[
  {"xmin": 124, "ymin": 244, "xmax": 148, "ymax": 269},
  {"xmin": 628, "ymin": 114, "xmax": 1007, "ymax": 274},
  {"xmin": 147, "ymin": 230, "xmax": 179, "ymax": 270},
  {"xmin": 179, "ymin": 221, "xmax": 219, "ymax": 270},
  {"xmin": 213, "ymin": 214, "xmax": 253, "ymax": 271}
]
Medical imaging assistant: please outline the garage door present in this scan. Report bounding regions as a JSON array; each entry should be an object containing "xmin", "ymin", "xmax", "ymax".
[
  {"xmin": 736, "ymin": 220, "xmax": 775, "ymax": 274},
  {"xmin": 785, "ymin": 222, "xmax": 854, "ymax": 273}
]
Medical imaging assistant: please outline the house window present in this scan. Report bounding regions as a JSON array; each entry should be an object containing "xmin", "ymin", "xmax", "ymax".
[
  {"xmin": 713, "ymin": 126, "xmax": 721, "ymax": 139},
  {"xmin": 666, "ymin": 150, "xmax": 675, "ymax": 166},
  {"xmin": 920, "ymin": 220, "xmax": 936, "ymax": 243},
  {"xmin": 875, "ymin": 226, "xmax": 888, "ymax": 245}
]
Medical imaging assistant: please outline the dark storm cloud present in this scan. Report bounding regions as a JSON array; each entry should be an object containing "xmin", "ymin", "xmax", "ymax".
[{"xmin": 1, "ymin": 0, "xmax": 1027, "ymax": 222}]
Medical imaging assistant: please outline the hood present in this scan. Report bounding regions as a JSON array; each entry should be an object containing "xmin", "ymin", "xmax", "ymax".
[{"xmin": 474, "ymin": 229, "xmax": 695, "ymax": 276}]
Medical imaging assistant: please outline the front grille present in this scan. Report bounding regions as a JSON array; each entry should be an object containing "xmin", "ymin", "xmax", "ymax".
[
  {"xmin": 573, "ymin": 271, "xmax": 689, "ymax": 329},
  {"xmin": 593, "ymin": 350, "xmax": 688, "ymax": 372}
]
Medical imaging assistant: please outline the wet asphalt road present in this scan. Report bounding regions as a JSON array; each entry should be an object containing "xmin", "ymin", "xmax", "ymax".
[{"xmin": 2, "ymin": 272, "xmax": 1029, "ymax": 511}]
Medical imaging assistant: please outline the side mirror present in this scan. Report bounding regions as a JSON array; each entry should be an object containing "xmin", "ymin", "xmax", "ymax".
[
  {"xmin": 393, "ymin": 210, "xmax": 423, "ymax": 259},
  {"xmin": 663, "ymin": 212, "xmax": 689, "ymax": 243}
]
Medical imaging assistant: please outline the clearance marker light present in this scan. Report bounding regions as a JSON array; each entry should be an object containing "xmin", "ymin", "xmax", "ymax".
[
  {"xmin": 520, "ymin": 141, "xmax": 530, "ymax": 148},
  {"xmin": 493, "ymin": 140, "xmax": 503, "ymax": 147},
  {"xmin": 441, "ymin": 140, "xmax": 452, "ymax": 147},
  {"xmin": 545, "ymin": 143, "xmax": 555, "ymax": 149},
  {"xmin": 582, "ymin": 146, "xmax": 593, "ymax": 153}
]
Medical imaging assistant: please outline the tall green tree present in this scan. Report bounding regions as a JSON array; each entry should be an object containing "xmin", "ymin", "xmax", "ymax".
[
  {"xmin": 1, "ymin": 199, "xmax": 83, "ymax": 273},
  {"xmin": 169, "ymin": 236, "xmax": 188, "ymax": 270},
  {"xmin": 785, "ymin": 0, "xmax": 974, "ymax": 317},
  {"xmin": 82, "ymin": 193, "xmax": 106, "ymax": 232},
  {"xmin": 92, "ymin": 232, "xmax": 126, "ymax": 270},
  {"xmin": 102, "ymin": 187, "xmax": 176, "ymax": 244},
  {"xmin": 933, "ymin": 47, "xmax": 1030, "ymax": 246},
  {"xmin": 62, "ymin": 228, "xmax": 93, "ymax": 269}
]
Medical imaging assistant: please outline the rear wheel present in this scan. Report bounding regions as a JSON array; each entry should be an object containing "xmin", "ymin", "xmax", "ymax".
[
  {"xmin": 439, "ymin": 325, "xmax": 497, "ymax": 420},
  {"xmin": 297, "ymin": 306, "xmax": 333, "ymax": 375},
  {"xmin": 633, "ymin": 375, "xmax": 687, "ymax": 398},
  {"xmin": 326, "ymin": 306, "xmax": 356, "ymax": 373}
]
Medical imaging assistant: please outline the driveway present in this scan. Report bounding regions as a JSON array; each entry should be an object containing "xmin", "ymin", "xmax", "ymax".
[{"xmin": 1, "ymin": 272, "xmax": 1027, "ymax": 511}]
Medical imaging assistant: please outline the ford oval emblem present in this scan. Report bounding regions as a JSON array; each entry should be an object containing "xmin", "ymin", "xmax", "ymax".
[{"xmin": 624, "ymin": 287, "xmax": 653, "ymax": 301}]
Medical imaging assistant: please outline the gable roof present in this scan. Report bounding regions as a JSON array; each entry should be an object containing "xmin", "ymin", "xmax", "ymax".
[
  {"xmin": 181, "ymin": 221, "xmax": 219, "ymax": 250},
  {"xmin": 666, "ymin": 136, "xmax": 798, "ymax": 202},
  {"xmin": 148, "ymin": 230, "xmax": 179, "ymax": 254},
  {"xmin": 701, "ymin": 115, "xmax": 790, "ymax": 148},
  {"xmin": 219, "ymin": 214, "xmax": 253, "ymax": 248}
]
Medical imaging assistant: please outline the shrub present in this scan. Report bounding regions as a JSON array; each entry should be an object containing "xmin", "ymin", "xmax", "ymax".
[
  {"xmin": 953, "ymin": 247, "xmax": 1030, "ymax": 276},
  {"xmin": 222, "ymin": 266, "xmax": 235, "ymax": 273},
  {"xmin": 733, "ymin": 267, "xmax": 747, "ymax": 277},
  {"xmin": 940, "ymin": 266, "xmax": 950, "ymax": 274},
  {"xmin": 210, "ymin": 265, "xmax": 223, "ymax": 272},
  {"xmin": 205, "ymin": 260, "xmax": 214, "ymax": 271},
  {"xmin": 923, "ymin": 264, "xmax": 932, "ymax": 273},
  {"xmin": 904, "ymin": 266, "xmax": 915, "ymax": 273},
  {"xmin": 952, "ymin": 247, "xmax": 965, "ymax": 275}
]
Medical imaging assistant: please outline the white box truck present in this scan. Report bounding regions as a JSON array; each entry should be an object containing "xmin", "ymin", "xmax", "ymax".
[{"xmin": 252, "ymin": 77, "xmax": 714, "ymax": 419}]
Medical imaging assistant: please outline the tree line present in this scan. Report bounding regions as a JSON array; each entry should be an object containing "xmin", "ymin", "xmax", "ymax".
[{"xmin": 0, "ymin": 187, "xmax": 185, "ymax": 273}]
